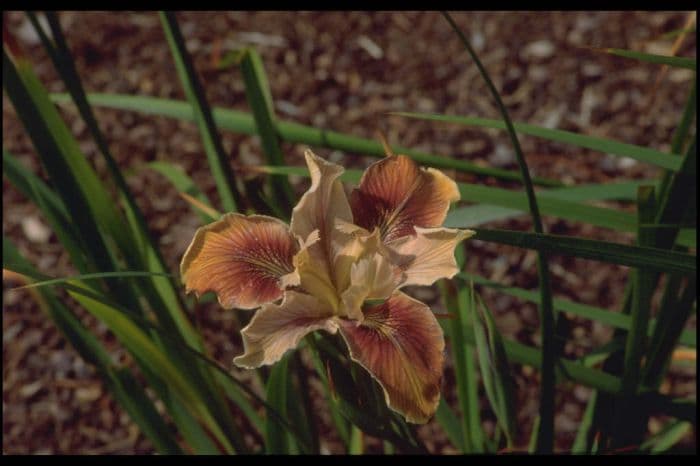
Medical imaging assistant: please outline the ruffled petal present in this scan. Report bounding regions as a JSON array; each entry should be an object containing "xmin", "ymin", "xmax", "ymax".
[
  {"xmin": 337, "ymin": 228, "xmax": 400, "ymax": 321},
  {"xmin": 234, "ymin": 291, "xmax": 338, "ymax": 369},
  {"xmin": 180, "ymin": 213, "xmax": 297, "ymax": 310},
  {"xmin": 350, "ymin": 155, "xmax": 460, "ymax": 244},
  {"xmin": 289, "ymin": 150, "xmax": 354, "ymax": 306},
  {"xmin": 389, "ymin": 226, "xmax": 475, "ymax": 288},
  {"xmin": 338, "ymin": 292, "xmax": 445, "ymax": 424}
]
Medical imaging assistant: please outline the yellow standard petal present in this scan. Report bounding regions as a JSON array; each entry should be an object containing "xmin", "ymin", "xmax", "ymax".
[
  {"xmin": 234, "ymin": 291, "xmax": 338, "ymax": 369},
  {"xmin": 180, "ymin": 213, "xmax": 297, "ymax": 310},
  {"xmin": 350, "ymin": 155, "xmax": 460, "ymax": 244},
  {"xmin": 338, "ymin": 291, "xmax": 445, "ymax": 424},
  {"xmin": 337, "ymin": 227, "xmax": 400, "ymax": 321},
  {"xmin": 288, "ymin": 150, "xmax": 354, "ymax": 311},
  {"xmin": 388, "ymin": 226, "xmax": 476, "ymax": 288}
]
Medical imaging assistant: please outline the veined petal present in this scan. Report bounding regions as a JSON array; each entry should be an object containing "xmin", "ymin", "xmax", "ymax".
[
  {"xmin": 289, "ymin": 150, "xmax": 354, "ymax": 306},
  {"xmin": 234, "ymin": 291, "xmax": 338, "ymax": 369},
  {"xmin": 350, "ymin": 155, "xmax": 460, "ymax": 243},
  {"xmin": 290, "ymin": 149, "xmax": 353, "ymax": 245},
  {"xmin": 338, "ymin": 292, "xmax": 445, "ymax": 424},
  {"xmin": 338, "ymin": 228, "xmax": 400, "ymax": 320},
  {"xmin": 180, "ymin": 213, "xmax": 297, "ymax": 310},
  {"xmin": 292, "ymin": 230, "xmax": 340, "ymax": 313},
  {"xmin": 389, "ymin": 226, "xmax": 476, "ymax": 288}
]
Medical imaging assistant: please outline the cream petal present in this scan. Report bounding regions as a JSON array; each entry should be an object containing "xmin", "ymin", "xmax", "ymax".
[
  {"xmin": 234, "ymin": 291, "xmax": 338, "ymax": 369},
  {"xmin": 180, "ymin": 213, "xmax": 297, "ymax": 310},
  {"xmin": 350, "ymin": 155, "xmax": 460, "ymax": 243},
  {"xmin": 290, "ymin": 149, "xmax": 353, "ymax": 246},
  {"xmin": 289, "ymin": 150, "xmax": 354, "ymax": 307},
  {"xmin": 338, "ymin": 229, "xmax": 400, "ymax": 321},
  {"xmin": 389, "ymin": 226, "xmax": 475, "ymax": 287},
  {"xmin": 338, "ymin": 291, "xmax": 445, "ymax": 424},
  {"xmin": 292, "ymin": 230, "xmax": 340, "ymax": 312}
]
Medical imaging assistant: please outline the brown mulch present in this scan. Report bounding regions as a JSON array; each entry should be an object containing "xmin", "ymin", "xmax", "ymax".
[{"xmin": 3, "ymin": 11, "xmax": 696, "ymax": 454}]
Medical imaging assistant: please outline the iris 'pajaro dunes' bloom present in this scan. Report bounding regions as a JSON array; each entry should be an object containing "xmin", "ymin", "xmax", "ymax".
[{"xmin": 181, "ymin": 150, "xmax": 474, "ymax": 423}]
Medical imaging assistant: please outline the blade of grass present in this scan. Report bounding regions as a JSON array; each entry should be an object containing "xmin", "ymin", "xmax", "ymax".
[
  {"xmin": 457, "ymin": 272, "xmax": 695, "ymax": 348},
  {"xmin": 642, "ymin": 277, "xmax": 697, "ymax": 388},
  {"xmin": 471, "ymin": 290, "xmax": 516, "ymax": 448},
  {"xmin": 434, "ymin": 398, "xmax": 466, "ymax": 453},
  {"xmin": 596, "ymin": 47, "xmax": 696, "ymax": 69},
  {"xmin": 49, "ymin": 92, "xmax": 561, "ymax": 186},
  {"xmin": 439, "ymin": 245, "xmax": 484, "ymax": 452},
  {"xmin": 8, "ymin": 39, "xmax": 240, "ymax": 447},
  {"xmin": 238, "ymin": 47, "xmax": 294, "ymax": 217},
  {"xmin": 471, "ymin": 228, "xmax": 696, "ymax": 276},
  {"xmin": 265, "ymin": 356, "xmax": 292, "ymax": 454},
  {"xmin": 611, "ymin": 186, "xmax": 658, "ymax": 448},
  {"xmin": 159, "ymin": 11, "xmax": 241, "ymax": 212},
  {"xmin": 430, "ymin": 12, "xmax": 552, "ymax": 449},
  {"xmin": 143, "ymin": 161, "xmax": 217, "ymax": 223},
  {"xmin": 640, "ymin": 419, "xmax": 693, "ymax": 453},
  {"xmin": 391, "ymin": 112, "xmax": 684, "ymax": 171},
  {"xmin": 33, "ymin": 11, "xmax": 200, "ymax": 350},
  {"xmin": 3, "ymin": 238, "xmax": 183, "ymax": 454},
  {"xmin": 3, "ymin": 47, "xmax": 144, "ymax": 313}
]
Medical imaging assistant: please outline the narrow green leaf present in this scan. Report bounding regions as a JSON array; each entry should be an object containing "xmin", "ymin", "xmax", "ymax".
[
  {"xmin": 144, "ymin": 161, "xmax": 215, "ymax": 223},
  {"xmin": 159, "ymin": 11, "xmax": 241, "ymax": 212},
  {"xmin": 600, "ymin": 48, "xmax": 696, "ymax": 69},
  {"xmin": 107, "ymin": 367, "xmax": 185, "ymax": 454},
  {"xmin": 3, "ymin": 48, "xmax": 144, "ymax": 313},
  {"xmin": 3, "ymin": 238, "xmax": 183, "ymax": 454},
  {"xmin": 471, "ymin": 228, "xmax": 696, "ymax": 276},
  {"xmin": 439, "ymin": 244, "xmax": 484, "ymax": 452},
  {"xmin": 571, "ymin": 390, "xmax": 598, "ymax": 454},
  {"xmin": 12, "ymin": 271, "xmax": 173, "ymax": 290},
  {"xmin": 457, "ymin": 272, "xmax": 695, "ymax": 348},
  {"xmin": 265, "ymin": 356, "xmax": 292, "ymax": 454},
  {"xmin": 640, "ymin": 420, "xmax": 693, "ymax": 453},
  {"xmin": 49, "ymin": 92, "xmax": 562, "ymax": 186},
  {"xmin": 239, "ymin": 48, "xmax": 294, "ymax": 216},
  {"xmin": 621, "ymin": 187, "xmax": 658, "ymax": 393},
  {"xmin": 65, "ymin": 283, "xmax": 235, "ymax": 453},
  {"xmin": 434, "ymin": 398, "xmax": 466, "ymax": 453},
  {"xmin": 610, "ymin": 186, "xmax": 658, "ymax": 449},
  {"xmin": 471, "ymin": 290, "xmax": 516, "ymax": 447},
  {"xmin": 349, "ymin": 426, "xmax": 364, "ymax": 454},
  {"xmin": 391, "ymin": 112, "xmax": 684, "ymax": 172}
]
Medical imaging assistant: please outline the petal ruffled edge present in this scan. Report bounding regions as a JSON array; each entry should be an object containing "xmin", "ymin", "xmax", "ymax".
[
  {"xmin": 180, "ymin": 213, "xmax": 297, "ymax": 310},
  {"xmin": 389, "ymin": 226, "xmax": 475, "ymax": 288},
  {"xmin": 338, "ymin": 291, "xmax": 445, "ymax": 423},
  {"xmin": 234, "ymin": 291, "xmax": 338, "ymax": 369},
  {"xmin": 350, "ymin": 155, "xmax": 460, "ymax": 243}
]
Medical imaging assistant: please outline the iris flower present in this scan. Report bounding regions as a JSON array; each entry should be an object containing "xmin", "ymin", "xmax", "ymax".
[{"xmin": 180, "ymin": 150, "xmax": 474, "ymax": 423}]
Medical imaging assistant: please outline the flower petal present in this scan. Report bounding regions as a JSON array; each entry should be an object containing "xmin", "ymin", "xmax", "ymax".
[
  {"xmin": 234, "ymin": 291, "xmax": 338, "ymax": 369},
  {"xmin": 180, "ymin": 213, "xmax": 297, "ymax": 310},
  {"xmin": 389, "ymin": 226, "xmax": 475, "ymax": 288},
  {"xmin": 290, "ymin": 149, "xmax": 353, "ymax": 245},
  {"xmin": 338, "ymin": 292, "xmax": 445, "ymax": 424},
  {"xmin": 338, "ymin": 228, "xmax": 401, "ymax": 320},
  {"xmin": 350, "ymin": 155, "xmax": 460, "ymax": 243},
  {"xmin": 289, "ymin": 150, "xmax": 354, "ymax": 306}
]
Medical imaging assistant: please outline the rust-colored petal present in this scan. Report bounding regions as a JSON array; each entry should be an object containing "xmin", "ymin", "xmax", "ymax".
[
  {"xmin": 350, "ymin": 155, "xmax": 460, "ymax": 244},
  {"xmin": 389, "ymin": 226, "xmax": 475, "ymax": 288},
  {"xmin": 338, "ymin": 291, "xmax": 445, "ymax": 423},
  {"xmin": 180, "ymin": 213, "xmax": 297, "ymax": 310},
  {"xmin": 234, "ymin": 291, "xmax": 338, "ymax": 369}
]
